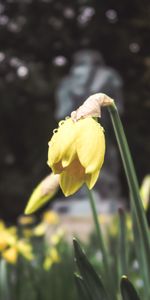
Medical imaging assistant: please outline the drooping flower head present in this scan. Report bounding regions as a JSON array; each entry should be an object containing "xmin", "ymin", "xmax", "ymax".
[{"xmin": 48, "ymin": 116, "xmax": 105, "ymax": 196}]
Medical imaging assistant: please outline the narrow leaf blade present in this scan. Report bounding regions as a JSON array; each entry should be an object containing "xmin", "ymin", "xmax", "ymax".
[{"xmin": 74, "ymin": 274, "xmax": 92, "ymax": 300}]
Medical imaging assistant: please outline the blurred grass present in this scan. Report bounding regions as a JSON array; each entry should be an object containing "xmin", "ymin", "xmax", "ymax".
[{"xmin": 0, "ymin": 177, "xmax": 149, "ymax": 300}]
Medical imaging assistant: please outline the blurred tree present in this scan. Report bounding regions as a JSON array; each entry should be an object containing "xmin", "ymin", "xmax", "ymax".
[{"xmin": 0, "ymin": 0, "xmax": 149, "ymax": 221}]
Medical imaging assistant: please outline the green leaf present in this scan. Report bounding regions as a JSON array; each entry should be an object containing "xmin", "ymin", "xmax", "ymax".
[
  {"xmin": 73, "ymin": 239, "xmax": 110, "ymax": 300},
  {"xmin": 120, "ymin": 276, "xmax": 141, "ymax": 300},
  {"xmin": 74, "ymin": 274, "xmax": 92, "ymax": 300}
]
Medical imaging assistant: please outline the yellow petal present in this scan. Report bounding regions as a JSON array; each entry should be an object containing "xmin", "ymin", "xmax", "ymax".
[
  {"xmin": 18, "ymin": 215, "xmax": 36, "ymax": 226},
  {"xmin": 48, "ymin": 118, "xmax": 76, "ymax": 170},
  {"xmin": 140, "ymin": 175, "xmax": 150, "ymax": 210},
  {"xmin": 76, "ymin": 118, "xmax": 105, "ymax": 174},
  {"xmin": 42, "ymin": 211, "xmax": 59, "ymax": 225},
  {"xmin": 59, "ymin": 158, "xmax": 85, "ymax": 196},
  {"xmin": 61, "ymin": 141, "xmax": 76, "ymax": 168},
  {"xmin": 43, "ymin": 257, "xmax": 53, "ymax": 270},
  {"xmin": 2, "ymin": 247, "xmax": 18, "ymax": 264},
  {"xmin": 85, "ymin": 169, "xmax": 100, "ymax": 189},
  {"xmin": 17, "ymin": 240, "xmax": 34, "ymax": 260},
  {"xmin": 33, "ymin": 222, "xmax": 47, "ymax": 236}
]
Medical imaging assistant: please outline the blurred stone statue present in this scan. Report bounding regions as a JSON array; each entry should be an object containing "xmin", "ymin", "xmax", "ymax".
[{"xmin": 55, "ymin": 49, "xmax": 124, "ymax": 205}]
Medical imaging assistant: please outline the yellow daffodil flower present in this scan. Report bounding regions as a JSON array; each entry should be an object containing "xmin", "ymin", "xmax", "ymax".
[
  {"xmin": 0, "ymin": 229, "xmax": 17, "ymax": 252},
  {"xmin": 2, "ymin": 240, "xmax": 34, "ymax": 264},
  {"xmin": 2, "ymin": 246, "xmax": 18, "ymax": 264},
  {"xmin": 17, "ymin": 240, "xmax": 34, "ymax": 260},
  {"xmin": 42, "ymin": 211, "xmax": 59, "ymax": 225},
  {"xmin": 18, "ymin": 215, "xmax": 36, "ymax": 226},
  {"xmin": 33, "ymin": 222, "xmax": 47, "ymax": 236},
  {"xmin": 50, "ymin": 228, "xmax": 64, "ymax": 246},
  {"xmin": 43, "ymin": 247, "xmax": 61, "ymax": 270},
  {"xmin": 48, "ymin": 117, "xmax": 105, "ymax": 196}
]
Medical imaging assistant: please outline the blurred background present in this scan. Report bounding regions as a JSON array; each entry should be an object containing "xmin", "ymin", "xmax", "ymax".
[{"xmin": 0, "ymin": 0, "xmax": 150, "ymax": 222}]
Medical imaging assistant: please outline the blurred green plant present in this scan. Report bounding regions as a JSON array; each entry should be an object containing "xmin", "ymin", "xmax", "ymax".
[
  {"xmin": 0, "ymin": 211, "xmax": 76, "ymax": 300},
  {"xmin": 74, "ymin": 239, "xmax": 141, "ymax": 300},
  {"xmin": 0, "ymin": 192, "xmax": 149, "ymax": 300}
]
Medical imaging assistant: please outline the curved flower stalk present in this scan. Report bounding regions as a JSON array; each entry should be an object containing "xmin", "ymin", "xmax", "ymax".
[
  {"xmin": 70, "ymin": 93, "xmax": 150, "ymax": 259},
  {"xmin": 108, "ymin": 102, "xmax": 150, "ymax": 298},
  {"xmin": 71, "ymin": 93, "xmax": 113, "ymax": 121}
]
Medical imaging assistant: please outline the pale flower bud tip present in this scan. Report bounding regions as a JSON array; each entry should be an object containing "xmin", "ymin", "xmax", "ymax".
[
  {"xmin": 71, "ymin": 93, "xmax": 114, "ymax": 121},
  {"xmin": 24, "ymin": 174, "xmax": 59, "ymax": 215}
]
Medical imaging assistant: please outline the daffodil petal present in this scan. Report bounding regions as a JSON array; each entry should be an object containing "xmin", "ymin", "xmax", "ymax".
[
  {"xmin": 48, "ymin": 118, "xmax": 76, "ymax": 169},
  {"xmin": 59, "ymin": 158, "xmax": 85, "ymax": 196},
  {"xmin": 61, "ymin": 142, "xmax": 76, "ymax": 168},
  {"xmin": 85, "ymin": 169, "xmax": 100, "ymax": 189},
  {"xmin": 76, "ymin": 118, "xmax": 105, "ymax": 174}
]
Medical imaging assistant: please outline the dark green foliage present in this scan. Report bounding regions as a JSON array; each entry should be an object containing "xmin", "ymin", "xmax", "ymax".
[
  {"xmin": 74, "ymin": 239, "xmax": 143, "ymax": 300},
  {"xmin": 73, "ymin": 239, "xmax": 110, "ymax": 300},
  {"xmin": 120, "ymin": 276, "xmax": 141, "ymax": 300},
  {"xmin": 74, "ymin": 275, "xmax": 92, "ymax": 300}
]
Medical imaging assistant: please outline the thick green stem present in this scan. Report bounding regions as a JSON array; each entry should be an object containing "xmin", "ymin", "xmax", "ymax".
[{"xmin": 108, "ymin": 103, "xmax": 150, "ymax": 272}]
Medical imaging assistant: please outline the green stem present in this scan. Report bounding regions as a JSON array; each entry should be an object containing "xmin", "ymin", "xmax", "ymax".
[
  {"xmin": 0, "ymin": 260, "xmax": 10, "ymax": 300},
  {"xmin": 118, "ymin": 209, "xmax": 128, "ymax": 277},
  {"xmin": 108, "ymin": 103, "xmax": 150, "ymax": 272},
  {"xmin": 86, "ymin": 188, "xmax": 115, "ymax": 298}
]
